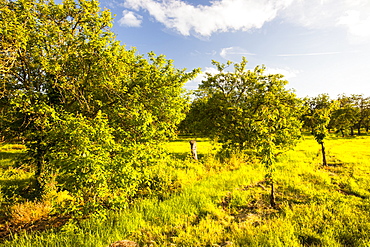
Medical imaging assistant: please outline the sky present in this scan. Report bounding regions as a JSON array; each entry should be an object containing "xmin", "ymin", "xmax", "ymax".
[{"xmin": 98, "ymin": 0, "xmax": 370, "ymax": 98}]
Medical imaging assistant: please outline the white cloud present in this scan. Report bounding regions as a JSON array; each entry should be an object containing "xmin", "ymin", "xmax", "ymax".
[
  {"xmin": 123, "ymin": 0, "xmax": 293, "ymax": 36},
  {"xmin": 118, "ymin": 10, "xmax": 143, "ymax": 27},
  {"xmin": 281, "ymin": 0, "xmax": 370, "ymax": 43},
  {"xmin": 337, "ymin": 10, "xmax": 370, "ymax": 44},
  {"xmin": 220, "ymin": 47, "xmax": 255, "ymax": 60},
  {"xmin": 280, "ymin": 0, "xmax": 341, "ymax": 28},
  {"xmin": 121, "ymin": 0, "xmax": 370, "ymax": 42}
]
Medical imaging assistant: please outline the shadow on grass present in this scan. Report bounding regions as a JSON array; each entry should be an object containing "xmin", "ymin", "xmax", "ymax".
[
  {"xmin": 0, "ymin": 177, "xmax": 41, "ymax": 201},
  {"xmin": 326, "ymin": 162, "xmax": 344, "ymax": 167},
  {"xmin": 0, "ymin": 152, "xmax": 25, "ymax": 170},
  {"xmin": 171, "ymin": 139, "xmax": 211, "ymax": 143},
  {"xmin": 170, "ymin": 152, "xmax": 207, "ymax": 161},
  {"xmin": 170, "ymin": 139, "xmax": 192, "ymax": 143},
  {"xmin": 170, "ymin": 152, "xmax": 188, "ymax": 160},
  {"xmin": 0, "ymin": 152, "xmax": 21, "ymax": 160}
]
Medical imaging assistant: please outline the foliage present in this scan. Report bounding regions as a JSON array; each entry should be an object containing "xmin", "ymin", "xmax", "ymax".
[
  {"xmin": 305, "ymin": 94, "xmax": 370, "ymax": 138},
  {"xmin": 303, "ymin": 94, "xmax": 336, "ymax": 144},
  {"xmin": 0, "ymin": 0, "xmax": 199, "ymax": 206},
  {"xmin": 185, "ymin": 58, "xmax": 302, "ymax": 154},
  {"xmin": 183, "ymin": 58, "xmax": 303, "ymax": 206},
  {"xmin": 349, "ymin": 94, "xmax": 370, "ymax": 135},
  {"xmin": 25, "ymin": 110, "xmax": 117, "ymax": 209},
  {"xmin": 303, "ymin": 94, "xmax": 338, "ymax": 166},
  {"xmin": 330, "ymin": 94, "xmax": 360, "ymax": 136},
  {"xmin": 0, "ymin": 0, "xmax": 199, "ymax": 143},
  {"xmin": 330, "ymin": 94, "xmax": 370, "ymax": 136}
]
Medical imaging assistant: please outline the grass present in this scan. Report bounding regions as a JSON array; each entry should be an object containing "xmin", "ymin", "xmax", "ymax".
[
  {"xmin": 1, "ymin": 135, "xmax": 370, "ymax": 246},
  {"xmin": 164, "ymin": 137, "xmax": 220, "ymax": 160}
]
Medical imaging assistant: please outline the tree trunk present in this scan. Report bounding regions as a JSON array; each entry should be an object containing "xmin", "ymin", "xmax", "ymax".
[
  {"xmin": 189, "ymin": 140, "xmax": 198, "ymax": 160},
  {"xmin": 321, "ymin": 142, "xmax": 327, "ymax": 166},
  {"xmin": 350, "ymin": 127, "xmax": 354, "ymax": 136},
  {"xmin": 340, "ymin": 129, "xmax": 344, "ymax": 137},
  {"xmin": 270, "ymin": 181, "xmax": 276, "ymax": 208}
]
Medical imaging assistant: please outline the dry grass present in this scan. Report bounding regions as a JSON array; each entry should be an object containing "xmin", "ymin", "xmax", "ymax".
[{"xmin": 8, "ymin": 200, "xmax": 52, "ymax": 225}]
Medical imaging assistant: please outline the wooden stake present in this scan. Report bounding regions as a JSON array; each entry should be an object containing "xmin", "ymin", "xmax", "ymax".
[{"xmin": 189, "ymin": 140, "xmax": 198, "ymax": 160}]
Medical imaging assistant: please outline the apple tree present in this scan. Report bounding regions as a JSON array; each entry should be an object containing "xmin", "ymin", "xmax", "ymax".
[
  {"xmin": 188, "ymin": 58, "xmax": 303, "ymax": 206},
  {"xmin": 0, "ymin": 0, "xmax": 199, "ymax": 207}
]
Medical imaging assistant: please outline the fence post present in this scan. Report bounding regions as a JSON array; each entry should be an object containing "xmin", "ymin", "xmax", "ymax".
[{"xmin": 189, "ymin": 140, "xmax": 198, "ymax": 160}]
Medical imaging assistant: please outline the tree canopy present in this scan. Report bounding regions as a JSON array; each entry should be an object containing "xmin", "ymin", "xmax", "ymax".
[
  {"xmin": 0, "ymin": 0, "xmax": 199, "ymax": 207},
  {"xmin": 303, "ymin": 94, "xmax": 338, "ymax": 166},
  {"xmin": 184, "ymin": 58, "xmax": 302, "ymax": 155},
  {"xmin": 0, "ymin": 0, "xmax": 199, "ymax": 143},
  {"xmin": 182, "ymin": 58, "xmax": 303, "ymax": 206}
]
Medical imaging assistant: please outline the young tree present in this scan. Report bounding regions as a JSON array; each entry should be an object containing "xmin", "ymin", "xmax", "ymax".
[
  {"xmin": 188, "ymin": 58, "xmax": 303, "ymax": 207},
  {"xmin": 304, "ymin": 94, "xmax": 337, "ymax": 166}
]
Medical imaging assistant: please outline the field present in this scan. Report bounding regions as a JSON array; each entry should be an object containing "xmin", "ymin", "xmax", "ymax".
[{"xmin": 1, "ymin": 134, "xmax": 370, "ymax": 246}]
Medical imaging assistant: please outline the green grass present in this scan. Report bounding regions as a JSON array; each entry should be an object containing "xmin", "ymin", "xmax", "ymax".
[
  {"xmin": 0, "ymin": 143, "xmax": 26, "ymax": 168},
  {"xmin": 0, "ymin": 143, "xmax": 33, "ymax": 205},
  {"xmin": 164, "ymin": 137, "xmax": 220, "ymax": 160},
  {"xmin": 1, "ymin": 135, "xmax": 370, "ymax": 246}
]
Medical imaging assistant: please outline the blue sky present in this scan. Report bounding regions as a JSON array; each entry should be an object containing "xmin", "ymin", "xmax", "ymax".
[{"xmin": 99, "ymin": 0, "xmax": 370, "ymax": 98}]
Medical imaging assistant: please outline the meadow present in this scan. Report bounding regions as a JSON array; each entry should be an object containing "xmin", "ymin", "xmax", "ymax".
[{"xmin": 1, "ymin": 134, "xmax": 370, "ymax": 246}]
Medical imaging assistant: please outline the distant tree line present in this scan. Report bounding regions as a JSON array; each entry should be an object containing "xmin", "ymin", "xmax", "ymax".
[{"xmin": 302, "ymin": 93, "xmax": 370, "ymax": 136}]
